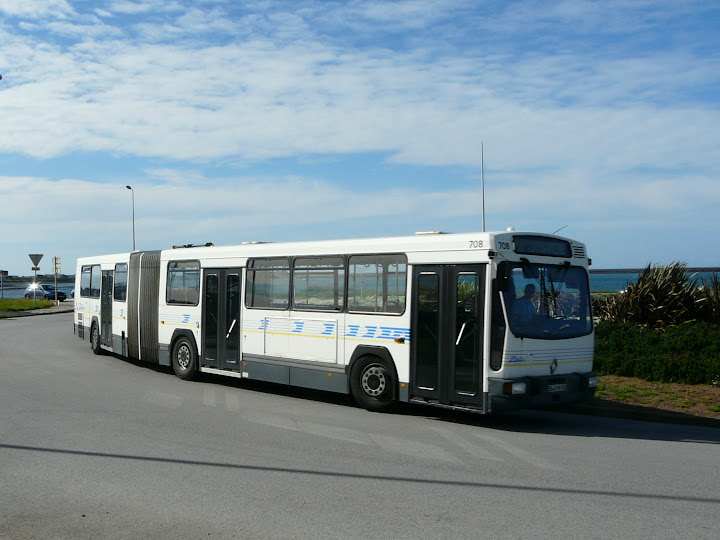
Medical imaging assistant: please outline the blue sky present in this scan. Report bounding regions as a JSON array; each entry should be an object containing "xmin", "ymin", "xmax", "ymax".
[{"xmin": 1, "ymin": 0, "xmax": 719, "ymax": 275}]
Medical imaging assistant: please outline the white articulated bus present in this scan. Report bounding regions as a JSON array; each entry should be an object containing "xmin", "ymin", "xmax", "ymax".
[{"xmin": 74, "ymin": 230, "xmax": 597, "ymax": 413}]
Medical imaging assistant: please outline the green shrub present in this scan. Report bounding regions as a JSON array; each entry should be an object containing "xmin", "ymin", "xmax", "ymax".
[
  {"xmin": 698, "ymin": 274, "xmax": 720, "ymax": 325},
  {"xmin": 594, "ymin": 321, "xmax": 720, "ymax": 385}
]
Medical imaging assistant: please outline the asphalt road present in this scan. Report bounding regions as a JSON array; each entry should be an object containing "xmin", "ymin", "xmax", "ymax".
[{"xmin": 1, "ymin": 314, "xmax": 718, "ymax": 539}]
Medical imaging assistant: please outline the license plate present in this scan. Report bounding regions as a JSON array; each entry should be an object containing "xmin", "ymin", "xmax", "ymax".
[{"xmin": 548, "ymin": 383, "xmax": 567, "ymax": 393}]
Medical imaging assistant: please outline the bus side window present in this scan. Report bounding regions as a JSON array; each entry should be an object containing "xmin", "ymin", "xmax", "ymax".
[
  {"xmin": 292, "ymin": 257, "xmax": 344, "ymax": 311},
  {"xmin": 490, "ymin": 281, "xmax": 506, "ymax": 371},
  {"xmin": 166, "ymin": 261, "xmax": 201, "ymax": 306},
  {"xmin": 245, "ymin": 258, "xmax": 290, "ymax": 310},
  {"xmin": 348, "ymin": 254, "xmax": 407, "ymax": 314},
  {"xmin": 114, "ymin": 263, "xmax": 128, "ymax": 301},
  {"xmin": 81, "ymin": 265, "xmax": 92, "ymax": 297},
  {"xmin": 86, "ymin": 265, "xmax": 101, "ymax": 298}
]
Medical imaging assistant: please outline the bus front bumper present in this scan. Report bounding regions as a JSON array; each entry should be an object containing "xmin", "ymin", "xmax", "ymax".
[{"xmin": 488, "ymin": 373, "xmax": 597, "ymax": 412}]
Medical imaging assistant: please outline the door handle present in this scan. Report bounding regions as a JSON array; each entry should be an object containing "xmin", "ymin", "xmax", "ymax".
[
  {"xmin": 226, "ymin": 318, "xmax": 237, "ymax": 339},
  {"xmin": 456, "ymin": 322, "xmax": 467, "ymax": 346}
]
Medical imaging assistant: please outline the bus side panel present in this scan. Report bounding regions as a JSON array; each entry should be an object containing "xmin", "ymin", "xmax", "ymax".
[
  {"xmin": 158, "ymin": 308, "xmax": 202, "ymax": 369},
  {"xmin": 74, "ymin": 268, "xmax": 87, "ymax": 340},
  {"xmin": 74, "ymin": 265, "xmax": 101, "ymax": 342},
  {"xmin": 342, "ymin": 312, "xmax": 412, "ymax": 383},
  {"xmin": 242, "ymin": 308, "xmax": 282, "ymax": 357},
  {"xmin": 264, "ymin": 314, "xmax": 341, "ymax": 363},
  {"xmin": 112, "ymin": 297, "xmax": 128, "ymax": 356}
]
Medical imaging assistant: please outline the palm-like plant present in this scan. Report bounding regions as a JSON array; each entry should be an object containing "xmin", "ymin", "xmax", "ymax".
[{"xmin": 594, "ymin": 263, "xmax": 703, "ymax": 328}]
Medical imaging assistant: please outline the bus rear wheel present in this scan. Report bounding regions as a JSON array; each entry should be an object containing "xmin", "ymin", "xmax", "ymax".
[
  {"xmin": 350, "ymin": 356, "xmax": 395, "ymax": 412},
  {"xmin": 90, "ymin": 322, "xmax": 101, "ymax": 355},
  {"xmin": 172, "ymin": 336, "xmax": 197, "ymax": 381}
]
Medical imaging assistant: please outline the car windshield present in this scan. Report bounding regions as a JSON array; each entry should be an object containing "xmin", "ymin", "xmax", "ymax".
[{"xmin": 501, "ymin": 261, "xmax": 592, "ymax": 339}]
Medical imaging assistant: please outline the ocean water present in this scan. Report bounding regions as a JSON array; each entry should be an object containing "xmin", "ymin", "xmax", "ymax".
[
  {"xmin": 590, "ymin": 271, "xmax": 719, "ymax": 292},
  {"xmin": 589, "ymin": 273, "xmax": 640, "ymax": 292}
]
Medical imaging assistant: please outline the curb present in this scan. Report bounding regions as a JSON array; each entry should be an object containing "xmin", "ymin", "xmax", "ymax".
[{"xmin": 0, "ymin": 304, "xmax": 75, "ymax": 318}]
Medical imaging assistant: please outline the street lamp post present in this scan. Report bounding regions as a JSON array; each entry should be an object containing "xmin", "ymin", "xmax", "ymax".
[{"xmin": 126, "ymin": 185, "xmax": 135, "ymax": 251}]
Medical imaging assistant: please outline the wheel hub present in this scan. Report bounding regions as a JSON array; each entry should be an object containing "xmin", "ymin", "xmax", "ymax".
[
  {"xmin": 177, "ymin": 345, "xmax": 190, "ymax": 370},
  {"xmin": 361, "ymin": 366, "xmax": 386, "ymax": 397}
]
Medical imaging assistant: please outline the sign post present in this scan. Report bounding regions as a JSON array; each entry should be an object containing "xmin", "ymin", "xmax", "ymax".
[
  {"xmin": 52, "ymin": 257, "xmax": 61, "ymax": 305},
  {"xmin": 29, "ymin": 254, "xmax": 43, "ymax": 305},
  {"xmin": 0, "ymin": 270, "xmax": 7, "ymax": 299}
]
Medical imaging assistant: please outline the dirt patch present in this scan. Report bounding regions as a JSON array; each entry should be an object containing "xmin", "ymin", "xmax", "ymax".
[{"xmin": 597, "ymin": 375, "xmax": 720, "ymax": 419}]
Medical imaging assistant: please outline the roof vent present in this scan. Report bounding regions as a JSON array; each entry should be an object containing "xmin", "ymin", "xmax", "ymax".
[
  {"xmin": 415, "ymin": 231, "xmax": 448, "ymax": 235},
  {"xmin": 242, "ymin": 241, "xmax": 271, "ymax": 245},
  {"xmin": 172, "ymin": 243, "xmax": 214, "ymax": 249}
]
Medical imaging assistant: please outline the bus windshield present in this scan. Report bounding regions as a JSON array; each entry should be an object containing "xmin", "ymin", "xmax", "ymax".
[{"xmin": 502, "ymin": 261, "xmax": 592, "ymax": 339}]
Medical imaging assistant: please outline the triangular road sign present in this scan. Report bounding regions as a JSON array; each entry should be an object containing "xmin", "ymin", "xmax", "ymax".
[{"xmin": 29, "ymin": 253, "xmax": 43, "ymax": 266}]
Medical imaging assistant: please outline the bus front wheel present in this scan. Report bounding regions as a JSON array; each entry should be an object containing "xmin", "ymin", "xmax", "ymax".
[
  {"xmin": 172, "ymin": 336, "xmax": 197, "ymax": 381},
  {"xmin": 350, "ymin": 356, "xmax": 395, "ymax": 412}
]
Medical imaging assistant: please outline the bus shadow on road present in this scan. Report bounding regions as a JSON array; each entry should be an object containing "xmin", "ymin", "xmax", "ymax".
[
  {"xmin": 438, "ymin": 406, "xmax": 720, "ymax": 444},
  {"xmin": 106, "ymin": 350, "xmax": 720, "ymax": 444}
]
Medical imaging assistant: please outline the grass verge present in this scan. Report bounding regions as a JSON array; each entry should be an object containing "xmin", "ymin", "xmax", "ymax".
[{"xmin": 597, "ymin": 375, "xmax": 720, "ymax": 419}]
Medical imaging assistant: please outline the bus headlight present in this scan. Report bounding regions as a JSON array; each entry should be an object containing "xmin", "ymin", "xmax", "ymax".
[
  {"xmin": 503, "ymin": 381, "xmax": 527, "ymax": 395},
  {"xmin": 587, "ymin": 375, "xmax": 598, "ymax": 389}
]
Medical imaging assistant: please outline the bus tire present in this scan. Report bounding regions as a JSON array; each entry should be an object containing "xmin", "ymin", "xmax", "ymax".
[
  {"xmin": 172, "ymin": 336, "xmax": 197, "ymax": 381},
  {"xmin": 350, "ymin": 355, "xmax": 395, "ymax": 412},
  {"xmin": 90, "ymin": 322, "xmax": 101, "ymax": 355}
]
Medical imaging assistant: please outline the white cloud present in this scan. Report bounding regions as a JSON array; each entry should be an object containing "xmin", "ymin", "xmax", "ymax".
[
  {"xmin": 0, "ymin": 0, "xmax": 74, "ymax": 18},
  {"xmin": 106, "ymin": 1, "xmax": 157, "ymax": 15},
  {"xmin": 1, "ymin": 30, "xmax": 717, "ymax": 179},
  {"xmin": 45, "ymin": 18, "xmax": 125, "ymax": 38}
]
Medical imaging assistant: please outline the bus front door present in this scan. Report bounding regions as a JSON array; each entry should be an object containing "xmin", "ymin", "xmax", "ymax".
[
  {"xmin": 100, "ymin": 270, "xmax": 113, "ymax": 348},
  {"xmin": 411, "ymin": 265, "xmax": 486, "ymax": 408},
  {"xmin": 202, "ymin": 269, "xmax": 242, "ymax": 371}
]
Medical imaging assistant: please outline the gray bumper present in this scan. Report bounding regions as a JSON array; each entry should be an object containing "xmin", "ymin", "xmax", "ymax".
[{"xmin": 489, "ymin": 372, "xmax": 597, "ymax": 412}]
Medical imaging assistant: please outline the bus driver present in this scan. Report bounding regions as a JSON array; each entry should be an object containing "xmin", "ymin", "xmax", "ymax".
[{"xmin": 513, "ymin": 284, "xmax": 537, "ymax": 320}]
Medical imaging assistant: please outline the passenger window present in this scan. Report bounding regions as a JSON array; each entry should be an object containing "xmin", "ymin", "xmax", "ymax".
[
  {"xmin": 292, "ymin": 257, "xmax": 344, "ymax": 311},
  {"xmin": 245, "ymin": 258, "xmax": 290, "ymax": 309},
  {"xmin": 82, "ymin": 265, "xmax": 101, "ymax": 298},
  {"xmin": 114, "ymin": 263, "xmax": 128, "ymax": 301},
  {"xmin": 80, "ymin": 266, "xmax": 92, "ymax": 297},
  {"xmin": 348, "ymin": 254, "xmax": 407, "ymax": 314},
  {"xmin": 166, "ymin": 260, "xmax": 200, "ymax": 305}
]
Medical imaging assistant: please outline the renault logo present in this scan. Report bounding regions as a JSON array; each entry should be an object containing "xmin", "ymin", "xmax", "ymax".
[{"xmin": 550, "ymin": 359, "xmax": 558, "ymax": 374}]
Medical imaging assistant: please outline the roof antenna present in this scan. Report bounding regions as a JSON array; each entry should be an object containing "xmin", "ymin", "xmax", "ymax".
[
  {"xmin": 481, "ymin": 141, "xmax": 486, "ymax": 232},
  {"xmin": 553, "ymin": 225, "xmax": 568, "ymax": 235}
]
